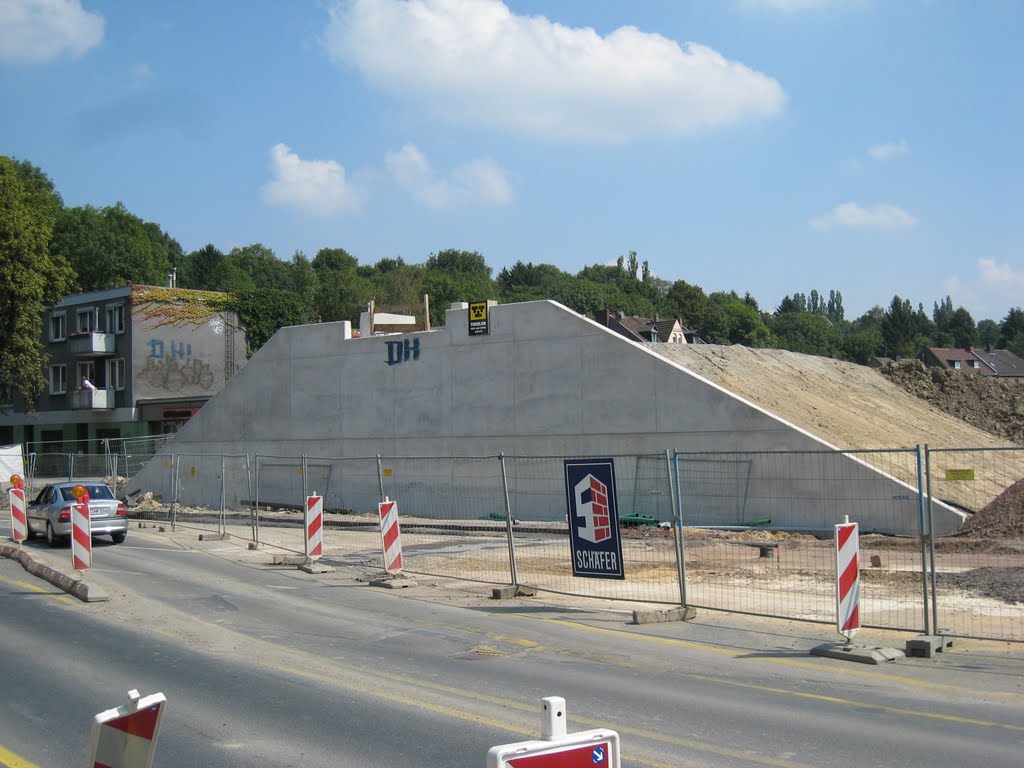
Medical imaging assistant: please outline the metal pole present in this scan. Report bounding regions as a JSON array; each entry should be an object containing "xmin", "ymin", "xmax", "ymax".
[
  {"xmin": 301, "ymin": 454, "xmax": 308, "ymax": 503},
  {"xmin": 171, "ymin": 454, "xmax": 179, "ymax": 531},
  {"xmin": 499, "ymin": 453, "xmax": 519, "ymax": 588},
  {"xmin": 68, "ymin": 451, "xmax": 74, "ymax": 483},
  {"xmin": 668, "ymin": 450, "xmax": 688, "ymax": 608},
  {"xmin": 914, "ymin": 444, "xmax": 930, "ymax": 635},
  {"xmin": 376, "ymin": 454, "xmax": 385, "ymax": 502},
  {"xmin": 220, "ymin": 454, "xmax": 227, "ymax": 536},
  {"xmin": 245, "ymin": 453, "xmax": 255, "ymax": 543},
  {"xmin": 253, "ymin": 453, "xmax": 261, "ymax": 546},
  {"xmin": 924, "ymin": 445, "xmax": 940, "ymax": 635}
]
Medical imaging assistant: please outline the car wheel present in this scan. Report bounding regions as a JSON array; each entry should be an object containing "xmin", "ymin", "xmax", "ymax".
[
  {"xmin": 111, "ymin": 532, "xmax": 127, "ymax": 544},
  {"xmin": 45, "ymin": 522, "xmax": 63, "ymax": 548}
]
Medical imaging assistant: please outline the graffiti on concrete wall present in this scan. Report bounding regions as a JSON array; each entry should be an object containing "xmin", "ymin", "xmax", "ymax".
[{"xmin": 137, "ymin": 338, "xmax": 215, "ymax": 392}]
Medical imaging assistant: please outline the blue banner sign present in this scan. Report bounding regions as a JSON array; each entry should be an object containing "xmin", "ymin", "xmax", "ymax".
[{"xmin": 564, "ymin": 458, "xmax": 625, "ymax": 579}]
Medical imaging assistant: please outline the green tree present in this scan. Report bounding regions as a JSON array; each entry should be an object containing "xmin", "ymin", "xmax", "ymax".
[
  {"xmin": 999, "ymin": 308, "xmax": 1024, "ymax": 348},
  {"xmin": 977, "ymin": 318, "xmax": 1000, "ymax": 351},
  {"xmin": 51, "ymin": 202, "xmax": 179, "ymax": 290},
  {"xmin": 947, "ymin": 307, "xmax": 978, "ymax": 348},
  {"xmin": 770, "ymin": 312, "xmax": 840, "ymax": 357},
  {"xmin": 179, "ymin": 244, "xmax": 224, "ymax": 290},
  {"xmin": 229, "ymin": 288, "xmax": 309, "ymax": 355},
  {"xmin": 842, "ymin": 329, "xmax": 885, "ymax": 364},
  {"xmin": 881, "ymin": 295, "xmax": 923, "ymax": 357},
  {"xmin": 210, "ymin": 244, "xmax": 288, "ymax": 292},
  {"xmin": 826, "ymin": 290, "xmax": 844, "ymax": 323},
  {"xmin": 665, "ymin": 280, "xmax": 707, "ymax": 330},
  {"xmin": 0, "ymin": 157, "xmax": 75, "ymax": 404},
  {"xmin": 422, "ymin": 249, "xmax": 495, "ymax": 325}
]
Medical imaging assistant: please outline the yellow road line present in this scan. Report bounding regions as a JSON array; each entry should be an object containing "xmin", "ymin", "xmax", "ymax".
[
  {"xmin": 0, "ymin": 744, "xmax": 40, "ymax": 768},
  {"xmin": 515, "ymin": 612, "xmax": 1024, "ymax": 700},
  {"xmin": 0, "ymin": 574, "xmax": 74, "ymax": 600}
]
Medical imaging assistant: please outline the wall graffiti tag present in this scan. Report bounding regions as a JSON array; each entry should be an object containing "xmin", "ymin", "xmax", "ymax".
[
  {"xmin": 386, "ymin": 338, "xmax": 421, "ymax": 366},
  {"xmin": 137, "ymin": 357, "xmax": 215, "ymax": 392}
]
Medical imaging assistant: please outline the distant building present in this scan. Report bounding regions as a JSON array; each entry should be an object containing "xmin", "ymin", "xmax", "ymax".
[
  {"xmin": 921, "ymin": 347, "xmax": 1024, "ymax": 380},
  {"xmin": 595, "ymin": 309, "xmax": 698, "ymax": 344},
  {"xmin": 0, "ymin": 284, "xmax": 246, "ymax": 453}
]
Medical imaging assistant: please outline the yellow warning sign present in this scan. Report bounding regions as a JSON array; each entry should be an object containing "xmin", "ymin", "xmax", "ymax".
[
  {"xmin": 382, "ymin": 469, "xmax": 394, "ymax": 477},
  {"xmin": 945, "ymin": 468, "xmax": 975, "ymax": 481},
  {"xmin": 468, "ymin": 301, "xmax": 489, "ymax": 336}
]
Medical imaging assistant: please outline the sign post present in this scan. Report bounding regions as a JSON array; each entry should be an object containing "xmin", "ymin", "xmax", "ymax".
[
  {"xmin": 71, "ymin": 484, "xmax": 92, "ymax": 572},
  {"xmin": 87, "ymin": 689, "xmax": 166, "ymax": 768},
  {"xmin": 8, "ymin": 474, "xmax": 27, "ymax": 544},
  {"xmin": 487, "ymin": 696, "xmax": 620, "ymax": 768}
]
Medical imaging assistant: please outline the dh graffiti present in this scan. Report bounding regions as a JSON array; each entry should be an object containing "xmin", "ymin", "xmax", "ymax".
[{"xmin": 386, "ymin": 338, "xmax": 421, "ymax": 366}]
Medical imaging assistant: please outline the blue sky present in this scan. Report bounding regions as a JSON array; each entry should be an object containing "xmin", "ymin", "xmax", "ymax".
[{"xmin": 2, "ymin": 0, "xmax": 1022, "ymax": 323}]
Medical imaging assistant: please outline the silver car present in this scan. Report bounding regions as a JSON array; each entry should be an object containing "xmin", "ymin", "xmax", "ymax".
[{"xmin": 25, "ymin": 482, "xmax": 129, "ymax": 547}]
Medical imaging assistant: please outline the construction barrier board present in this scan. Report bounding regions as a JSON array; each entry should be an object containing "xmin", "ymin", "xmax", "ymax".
[
  {"xmin": 8, "ymin": 488, "xmax": 27, "ymax": 543},
  {"xmin": 88, "ymin": 690, "xmax": 166, "ymax": 768},
  {"xmin": 487, "ymin": 730, "xmax": 620, "ymax": 768},
  {"xmin": 305, "ymin": 494, "xmax": 324, "ymax": 559},
  {"xmin": 72, "ymin": 501, "xmax": 92, "ymax": 571},
  {"xmin": 835, "ymin": 519, "xmax": 860, "ymax": 640}
]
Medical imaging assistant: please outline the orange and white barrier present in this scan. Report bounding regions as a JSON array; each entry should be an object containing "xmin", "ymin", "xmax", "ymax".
[
  {"xmin": 8, "ymin": 474, "xmax": 27, "ymax": 543},
  {"xmin": 835, "ymin": 517, "xmax": 860, "ymax": 640},
  {"xmin": 487, "ymin": 696, "xmax": 621, "ymax": 768},
  {"xmin": 72, "ymin": 485, "xmax": 92, "ymax": 571},
  {"xmin": 305, "ymin": 493, "xmax": 323, "ymax": 560},
  {"xmin": 378, "ymin": 497, "xmax": 403, "ymax": 574},
  {"xmin": 88, "ymin": 689, "xmax": 166, "ymax": 768}
]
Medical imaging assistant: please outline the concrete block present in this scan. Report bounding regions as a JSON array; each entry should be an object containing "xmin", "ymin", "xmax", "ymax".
[
  {"xmin": 247, "ymin": 542, "xmax": 261, "ymax": 550},
  {"xmin": 70, "ymin": 580, "xmax": 110, "ymax": 602},
  {"xmin": 810, "ymin": 642, "xmax": 905, "ymax": 664},
  {"xmin": 198, "ymin": 533, "xmax": 229, "ymax": 541},
  {"xmin": 369, "ymin": 574, "xmax": 416, "ymax": 589},
  {"xmin": 491, "ymin": 585, "xmax": 539, "ymax": 600},
  {"xmin": 633, "ymin": 606, "xmax": 697, "ymax": 625},
  {"xmin": 905, "ymin": 635, "xmax": 954, "ymax": 658},
  {"xmin": 870, "ymin": 554, "xmax": 883, "ymax": 567},
  {"xmin": 272, "ymin": 554, "xmax": 307, "ymax": 565}
]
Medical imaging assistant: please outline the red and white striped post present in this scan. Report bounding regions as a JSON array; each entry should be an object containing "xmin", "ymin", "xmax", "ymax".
[
  {"xmin": 304, "ymin": 492, "xmax": 323, "ymax": 560},
  {"xmin": 71, "ymin": 484, "xmax": 93, "ymax": 572},
  {"xmin": 378, "ymin": 497, "xmax": 403, "ymax": 574},
  {"xmin": 835, "ymin": 516, "xmax": 860, "ymax": 640},
  {"xmin": 88, "ymin": 688, "xmax": 166, "ymax": 768},
  {"xmin": 8, "ymin": 474, "xmax": 27, "ymax": 544}
]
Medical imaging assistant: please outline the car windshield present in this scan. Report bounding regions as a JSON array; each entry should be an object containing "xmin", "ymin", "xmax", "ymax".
[{"xmin": 59, "ymin": 485, "xmax": 115, "ymax": 501}]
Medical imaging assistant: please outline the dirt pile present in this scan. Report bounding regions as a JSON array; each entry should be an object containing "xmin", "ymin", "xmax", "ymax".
[
  {"xmin": 878, "ymin": 360, "xmax": 1024, "ymax": 446},
  {"xmin": 955, "ymin": 478, "xmax": 1024, "ymax": 539},
  {"xmin": 648, "ymin": 343, "xmax": 1014, "ymax": 450}
]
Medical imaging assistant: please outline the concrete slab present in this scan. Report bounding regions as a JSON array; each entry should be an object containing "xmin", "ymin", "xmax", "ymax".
[
  {"xmin": 810, "ymin": 642, "xmax": 905, "ymax": 664},
  {"xmin": 298, "ymin": 561, "xmax": 335, "ymax": 574},
  {"xmin": 633, "ymin": 606, "xmax": 697, "ymax": 625},
  {"xmin": 272, "ymin": 554, "xmax": 306, "ymax": 565},
  {"xmin": 368, "ymin": 574, "xmax": 417, "ymax": 589},
  {"xmin": 198, "ymin": 533, "xmax": 229, "ymax": 541}
]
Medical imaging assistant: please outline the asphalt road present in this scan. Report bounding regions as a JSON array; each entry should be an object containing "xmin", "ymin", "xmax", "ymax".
[{"xmin": 2, "ymin": 523, "xmax": 1023, "ymax": 768}]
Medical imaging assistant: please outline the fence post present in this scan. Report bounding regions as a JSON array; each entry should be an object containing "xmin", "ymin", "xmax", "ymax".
[
  {"xmin": 499, "ymin": 453, "xmax": 520, "ymax": 589},
  {"xmin": 171, "ymin": 453, "xmax": 179, "ymax": 531},
  {"xmin": 923, "ymin": 445, "xmax": 940, "ymax": 635},
  {"xmin": 668, "ymin": 450, "xmax": 688, "ymax": 608},
  {"xmin": 246, "ymin": 453, "xmax": 256, "ymax": 544},
  {"xmin": 68, "ymin": 451, "xmax": 74, "ymax": 483},
  {"xmin": 253, "ymin": 453, "xmax": 261, "ymax": 546},
  {"xmin": 376, "ymin": 455, "xmax": 385, "ymax": 502},
  {"xmin": 301, "ymin": 454, "xmax": 308, "ymax": 503},
  {"xmin": 220, "ymin": 454, "xmax": 227, "ymax": 536},
  {"xmin": 915, "ymin": 444, "xmax": 930, "ymax": 635}
]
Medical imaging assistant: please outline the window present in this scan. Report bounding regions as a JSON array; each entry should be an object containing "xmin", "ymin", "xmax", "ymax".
[
  {"xmin": 107, "ymin": 358, "xmax": 126, "ymax": 391},
  {"xmin": 77, "ymin": 308, "xmax": 96, "ymax": 334},
  {"xmin": 49, "ymin": 364, "xmax": 67, "ymax": 394},
  {"xmin": 105, "ymin": 304, "xmax": 125, "ymax": 334},
  {"xmin": 951, "ymin": 360, "xmax": 961, "ymax": 369},
  {"xmin": 50, "ymin": 313, "xmax": 66, "ymax": 342},
  {"xmin": 77, "ymin": 361, "xmax": 96, "ymax": 388}
]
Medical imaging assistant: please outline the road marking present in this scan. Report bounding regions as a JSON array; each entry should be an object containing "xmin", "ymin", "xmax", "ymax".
[
  {"xmin": 266, "ymin": 585, "xmax": 299, "ymax": 590},
  {"xmin": 0, "ymin": 743, "xmax": 40, "ymax": 768},
  {"xmin": 0, "ymin": 574, "xmax": 74, "ymax": 601},
  {"xmin": 513, "ymin": 612, "xmax": 1024, "ymax": 702},
  {"xmin": 90, "ymin": 569, "xmax": 147, "ymax": 576}
]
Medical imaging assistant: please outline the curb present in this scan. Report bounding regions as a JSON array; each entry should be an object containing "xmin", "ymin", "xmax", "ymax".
[{"xmin": 0, "ymin": 542, "xmax": 110, "ymax": 602}]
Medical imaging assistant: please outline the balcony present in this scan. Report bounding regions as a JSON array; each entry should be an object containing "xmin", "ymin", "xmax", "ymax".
[
  {"xmin": 68, "ymin": 332, "xmax": 116, "ymax": 356},
  {"xmin": 69, "ymin": 388, "xmax": 113, "ymax": 410}
]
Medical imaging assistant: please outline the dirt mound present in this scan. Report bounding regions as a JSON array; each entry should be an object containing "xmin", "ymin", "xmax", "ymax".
[
  {"xmin": 955, "ymin": 478, "xmax": 1024, "ymax": 539},
  {"xmin": 879, "ymin": 360, "xmax": 1024, "ymax": 446},
  {"xmin": 647, "ymin": 344, "xmax": 1014, "ymax": 450}
]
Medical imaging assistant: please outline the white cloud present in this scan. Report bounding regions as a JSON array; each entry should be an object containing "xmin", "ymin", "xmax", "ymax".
[
  {"xmin": 979, "ymin": 258, "xmax": 1024, "ymax": 294},
  {"xmin": 944, "ymin": 259, "xmax": 1024, "ymax": 321},
  {"xmin": 0, "ymin": 0, "xmax": 104, "ymax": 62},
  {"xmin": 261, "ymin": 144, "xmax": 365, "ymax": 217},
  {"xmin": 323, "ymin": 0, "xmax": 785, "ymax": 142},
  {"xmin": 869, "ymin": 139, "xmax": 909, "ymax": 160},
  {"xmin": 810, "ymin": 202, "xmax": 918, "ymax": 231},
  {"xmin": 385, "ymin": 143, "xmax": 512, "ymax": 209}
]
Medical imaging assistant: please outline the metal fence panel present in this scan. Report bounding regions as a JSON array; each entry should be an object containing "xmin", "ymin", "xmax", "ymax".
[
  {"xmin": 675, "ymin": 449, "xmax": 927, "ymax": 632},
  {"xmin": 926, "ymin": 446, "xmax": 1024, "ymax": 642}
]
